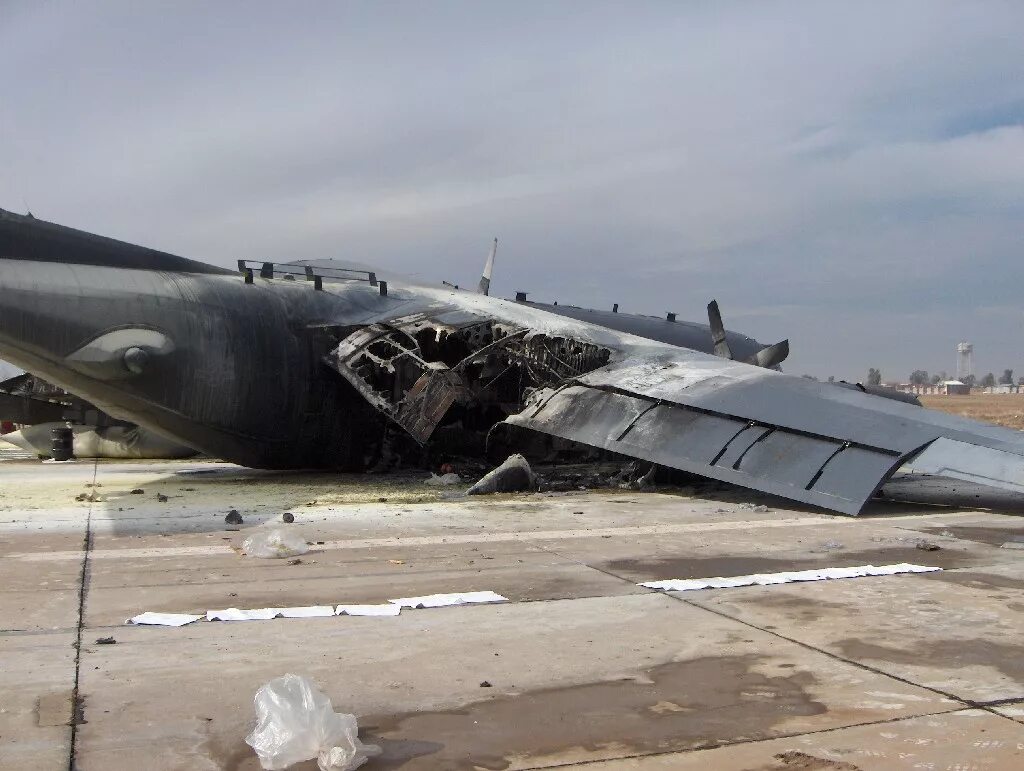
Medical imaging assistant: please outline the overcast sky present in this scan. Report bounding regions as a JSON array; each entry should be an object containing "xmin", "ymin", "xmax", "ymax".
[{"xmin": 2, "ymin": 2, "xmax": 1023, "ymax": 381}]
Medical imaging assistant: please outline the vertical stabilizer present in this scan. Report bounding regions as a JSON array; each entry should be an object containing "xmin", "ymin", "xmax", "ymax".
[{"xmin": 477, "ymin": 238, "xmax": 498, "ymax": 295}]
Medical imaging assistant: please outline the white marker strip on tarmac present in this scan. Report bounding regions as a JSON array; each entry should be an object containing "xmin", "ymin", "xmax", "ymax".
[
  {"xmin": 336, "ymin": 604, "xmax": 401, "ymax": 616},
  {"xmin": 389, "ymin": 590, "xmax": 508, "ymax": 608},
  {"xmin": 640, "ymin": 563, "xmax": 941, "ymax": 592},
  {"xmin": 126, "ymin": 591, "xmax": 507, "ymax": 626},
  {"xmin": 127, "ymin": 612, "xmax": 203, "ymax": 626}
]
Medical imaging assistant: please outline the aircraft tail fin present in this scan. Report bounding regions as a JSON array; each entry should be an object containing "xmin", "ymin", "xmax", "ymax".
[
  {"xmin": 477, "ymin": 238, "xmax": 498, "ymax": 295},
  {"xmin": 706, "ymin": 300, "xmax": 733, "ymax": 359}
]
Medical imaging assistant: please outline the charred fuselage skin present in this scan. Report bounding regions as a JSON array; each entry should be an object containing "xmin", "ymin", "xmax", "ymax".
[{"xmin": 0, "ymin": 211, "xmax": 387, "ymax": 467}]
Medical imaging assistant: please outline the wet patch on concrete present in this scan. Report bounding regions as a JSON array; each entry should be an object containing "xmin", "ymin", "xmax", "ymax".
[
  {"xmin": 916, "ymin": 525, "xmax": 1024, "ymax": 547},
  {"xmin": 836, "ymin": 638, "xmax": 1024, "ymax": 685},
  {"xmin": 733, "ymin": 592, "xmax": 851, "ymax": 625},
  {"xmin": 918, "ymin": 570, "xmax": 1024, "ymax": 593},
  {"xmin": 363, "ymin": 654, "xmax": 826, "ymax": 770},
  {"xmin": 601, "ymin": 547, "xmax": 969, "ymax": 582}
]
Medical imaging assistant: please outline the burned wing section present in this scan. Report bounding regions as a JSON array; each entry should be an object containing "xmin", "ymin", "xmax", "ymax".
[
  {"xmin": 502, "ymin": 383, "xmax": 907, "ymax": 514},
  {"xmin": 324, "ymin": 313, "xmax": 611, "ymax": 444}
]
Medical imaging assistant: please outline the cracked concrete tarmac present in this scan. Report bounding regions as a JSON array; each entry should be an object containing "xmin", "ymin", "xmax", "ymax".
[{"xmin": 2, "ymin": 459, "xmax": 1024, "ymax": 769}]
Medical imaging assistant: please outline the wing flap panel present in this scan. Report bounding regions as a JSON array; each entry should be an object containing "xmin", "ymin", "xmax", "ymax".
[{"xmin": 505, "ymin": 385, "xmax": 902, "ymax": 514}]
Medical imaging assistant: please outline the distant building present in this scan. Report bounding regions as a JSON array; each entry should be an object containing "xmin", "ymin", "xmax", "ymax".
[
  {"xmin": 985, "ymin": 384, "xmax": 1019, "ymax": 394},
  {"xmin": 895, "ymin": 381, "xmax": 969, "ymax": 396},
  {"xmin": 941, "ymin": 380, "xmax": 970, "ymax": 395}
]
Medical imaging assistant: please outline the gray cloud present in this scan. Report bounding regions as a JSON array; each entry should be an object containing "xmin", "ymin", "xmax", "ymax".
[{"xmin": 2, "ymin": 0, "xmax": 1023, "ymax": 381}]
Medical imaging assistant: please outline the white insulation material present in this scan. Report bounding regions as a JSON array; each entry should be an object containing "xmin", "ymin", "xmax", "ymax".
[
  {"xmin": 388, "ymin": 590, "xmax": 509, "ymax": 608},
  {"xmin": 335, "ymin": 604, "xmax": 401, "ymax": 616},
  {"xmin": 127, "ymin": 612, "xmax": 202, "ymax": 627},
  {"xmin": 640, "ymin": 563, "xmax": 941, "ymax": 592},
  {"xmin": 127, "ymin": 590, "xmax": 508, "ymax": 625}
]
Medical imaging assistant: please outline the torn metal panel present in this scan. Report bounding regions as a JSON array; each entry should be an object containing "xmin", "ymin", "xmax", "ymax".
[
  {"xmin": 325, "ymin": 324, "xmax": 470, "ymax": 443},
  {"xmin": 395, "ymin": 368, "xmax": 468, "ymax": 443}
]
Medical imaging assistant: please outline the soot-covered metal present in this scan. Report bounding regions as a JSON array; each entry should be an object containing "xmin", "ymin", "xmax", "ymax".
[{"xmin": 2, "ymin": 206, "xmax": 1024, "ymax": 515}]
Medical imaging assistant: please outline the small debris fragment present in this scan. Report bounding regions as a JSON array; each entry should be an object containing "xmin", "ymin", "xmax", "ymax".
[
  {"xmin": 225, "ymin": 510, "xmax": 243, "ymax": 525},
  {"xmin": 281, "ymin": 512, "xmax": 294, "ymax": 523},
  {"xmin": 916, "ymin": 541, "xmax": 941, "ymax": 552},
  {"xmin": 822, "ymin": 540, "xmax": 845, "ymax": 550},
  {"xmin": 287, "ymin": 558, "xmax": 303, "ymax": 566},
  {"xmin": 468, "ymin": 454, "xmax": 538, "ymax": 495},
  {"xmin": 378, "ymin": 497, "xmax": 388, "ymax": 503},
  {"xmin": 241, "ymin": 529, "xmax": 310, "ymax": 559},
  {"xmin": 129, "ymin": 488, "xmax": 144, "ymax": 495},
  {"xmin": 388, "ymin": 559, "xmax": 405, "ymax": 565},
  {"xmin": 479, "ymin": 680, "xmax": 492, "ymax": 688},
  {"xmin": 440, "ymin": 462, "xmax": 455, "ymax": 474},
  {"xmin": 95, "ymin": 637, "xmax": 116, "ymax": 645},
  {"xmin": 426, "ymin": 472, "xmax": 461, "ymax": 486},
  {"xmin": 156, "ymin": 493, "xmax": 168, "ymax": 503}
]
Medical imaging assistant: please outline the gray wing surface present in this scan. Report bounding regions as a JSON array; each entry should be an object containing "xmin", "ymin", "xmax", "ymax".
[
  {"xmin": 293, "ymin": 263, "xmax": 1024, "ymax": 516},
  {"xmin": 502, "ymin": 354, "xmax": 1024, "ymax": 515}
]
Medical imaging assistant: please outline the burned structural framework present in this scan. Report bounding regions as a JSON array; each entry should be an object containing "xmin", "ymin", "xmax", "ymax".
[
  {"xmin": 2, "ymin": 206, "xmax": 1024, "ymax": 515},
  {"xmin": 326, "ymin": 314, "xmax": 610, "ymax": 444}
]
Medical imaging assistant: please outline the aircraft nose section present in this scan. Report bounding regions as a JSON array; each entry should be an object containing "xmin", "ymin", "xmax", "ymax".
[{"xmin": 0, "ymin": 258, "xmax": 175, "ymax": 382}]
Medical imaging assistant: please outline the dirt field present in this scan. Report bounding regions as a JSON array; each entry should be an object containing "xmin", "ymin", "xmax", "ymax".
[{"xmin": 920, "ymin": 392, "xmax": 1024, "ymax": 430}]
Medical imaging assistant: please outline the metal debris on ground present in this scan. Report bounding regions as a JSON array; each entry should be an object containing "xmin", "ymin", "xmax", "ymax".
[
  {"xmin": 241, "ymin": 529, "xmax": 310, "ymax": 559},
  {"xmin": 245, "ymin": 674, "xmax": 381, "ymax": 771},
  {"xmin": 282, "ymin": 512, "xmax": 295, "ymax": 523},
  {"xmin": 467, "ymin": 454, "xmax": 538, "ymax": 494},
  {"xmin": 129, "ymin": 488, "xmax": 144, "ymax": 494},
  {"xmin": 95, "ymin": 637, "xmax": 116, "ymax": 645},
  {"xmin": 916, "ymin": 541, "xmax": 941, "ymax": 551},
  {"xmin": 156, "ymin": 493, "xmax": 168, "ymax": 502},
  {"xmin": 225, "ymin": 509, "xmax": 243, "ymax": 525}
]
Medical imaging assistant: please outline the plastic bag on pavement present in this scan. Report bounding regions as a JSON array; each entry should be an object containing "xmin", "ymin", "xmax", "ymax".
[
  {"xmin": 425, "ymin": 472, "xmax": 461, "ymax": 485},
  {"xmin": 245, "ymin": 674, "xmax": 381, "ymax": 770},
  {"xmin": 241, "ymin": 529, "xmax": 310, "ymax": 559}
]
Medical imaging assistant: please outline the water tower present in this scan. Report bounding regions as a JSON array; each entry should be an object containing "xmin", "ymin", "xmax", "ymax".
[{"xmin": 956, "ymin": 342, "xmax": 974, "ymax": 381}]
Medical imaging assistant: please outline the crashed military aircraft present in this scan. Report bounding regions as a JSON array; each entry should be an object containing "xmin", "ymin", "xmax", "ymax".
[{"xmin": 1, "ymin": 206, "xmax": 1022, "ymax": 515}]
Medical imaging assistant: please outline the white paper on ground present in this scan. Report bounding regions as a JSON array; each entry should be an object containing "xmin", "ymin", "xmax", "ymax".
[
  {"xmin": 336, "ymin": 604, "xmax": 402, "ymax": 616},
  {"xmin": 207, "ymin": 607, "xmax": 279, "ymax": 621},
  {"xmin": 640, "ymin": 563, "xmax": 941, "ymax": 592},
  {"xmin": 276, "ymin": 606, "xmax": 336, "ymax": 618},
  {"xmin": 127, "ymin": 612, "xmax": 202, "ymax": 627},
  {"xmin": 704, "ymin": 576, "xmax": 755, "ymax": 589},
  {"xmin": 389, "ymin": 590, "xmax": 509, "ymax": 609}
]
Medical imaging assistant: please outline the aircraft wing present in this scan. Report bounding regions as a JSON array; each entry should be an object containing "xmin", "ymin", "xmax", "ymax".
[
  {"xmin": 499, "ymin": 352, "xmax": 1024, "ymax": 515},
  {"xmin": 308, "ymin": 273, "xmax": 1024, "ymax": 516}
]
